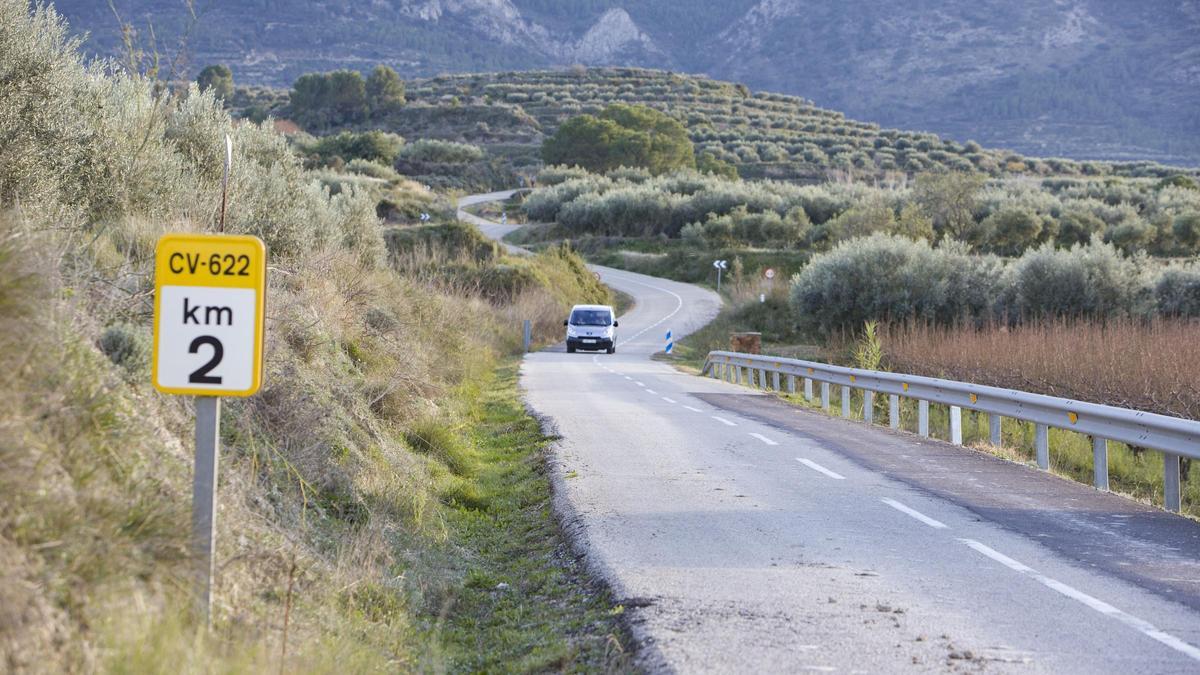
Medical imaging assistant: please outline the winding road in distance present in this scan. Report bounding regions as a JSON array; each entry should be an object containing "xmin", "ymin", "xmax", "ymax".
[{"xmin": 459, "ymin": 193, "xmax": 1200, "ymax": 673}]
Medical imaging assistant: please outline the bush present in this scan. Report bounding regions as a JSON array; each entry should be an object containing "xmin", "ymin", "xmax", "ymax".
[
  {"xmin": 537, "ymin": 165, "xmax": 591, "ymax": 186},
  {"xmin": 1004, "ymin": 239, "xmax": 1150, "ymax": 320},
  {"xmin": 983, "ymin": 208, "xmax": 1044, "ymax": 255},
  {"xmin": 790, "ymin": 234, "xmax": 1004, "ymax": 334},
  {"xmin": 302, "ymin": 130, "xmax": 405, "ymax": 165},
  {"xmin": 396, "ymin": 139, "xmax": 483, "ymax": 164},
  {"xmin": 98, "ymin": 323, "xmax": 150, "ymax": 377},
  {"xmin": 1155, "ymin": 265, "xmax": 1200, "ymax": 317}
]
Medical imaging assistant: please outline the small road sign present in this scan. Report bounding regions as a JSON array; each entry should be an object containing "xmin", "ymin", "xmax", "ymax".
[
  {"xmin": 420, "ymin": 212, "xmax": 431, "ymax": 222},
  {"xmin": 713, "ymin": 259, "xmax": 728, "ymax": 293},
  {"xmin": 153, "ymin": 233, "xmax": 267, "ymax": 396},
  {"xmin": 153, "ymin": 231, "xmax": 267, "ymax": 627},
  {"xmin": 665, "ymin": 330, "xmax": 674, "ymax": 354},
  {"xmin": 764, "ymin": 268, "xmax": 776, "ymax": 279}
]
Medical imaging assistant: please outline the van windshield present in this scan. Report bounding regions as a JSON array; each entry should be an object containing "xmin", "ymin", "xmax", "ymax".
[{"xmin": 569, "ymin": 309, "xmax": 612, "ymax": 326}]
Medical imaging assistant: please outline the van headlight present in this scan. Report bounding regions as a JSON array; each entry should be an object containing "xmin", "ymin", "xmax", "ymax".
[{"xmin": 566, "ymin": 326, "xmax": 577, "ymax": 337}]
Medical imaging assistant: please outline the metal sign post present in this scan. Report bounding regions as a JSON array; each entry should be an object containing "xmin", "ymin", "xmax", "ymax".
[
  {"xmin": 153, "ymin": 232, "xmax": 266, "ymax": 627},
  {"xmin": 192, "ymin": 396, "xmax": 221, "ymax": 624},
  {"xmin": 523, "ymin": 319, "xmax": 532, "ymax": 353},
  {"xmin": 713, "ymin": 259, "xmax": 728, "ymax": 293}
]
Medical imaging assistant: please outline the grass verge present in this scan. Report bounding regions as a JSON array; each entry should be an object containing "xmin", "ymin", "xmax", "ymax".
[{"xmin": 413, "ymin": 361, "xmax": 633, "ymax": 672}]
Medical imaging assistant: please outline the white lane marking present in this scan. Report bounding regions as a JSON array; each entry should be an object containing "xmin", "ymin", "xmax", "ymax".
[
  {"xmin": 881, "ymin": 498, "xmax": 948, "ymax": 529},
  {"xmin": 635, "ymin": 381, "xmax": 645, "ymax": 387},
  {"xmin": 646, "ymin": 389, "xmax": 658, "ymax": 395},
  {"xmin": 601, "ymin": 270, "xmax": 685, "ymax": 347},
  {"xmin": 684, "ymin": 406, "xmax": 704, "ymax": 413},
  {"xmin": 749, "ymin": 433, "xmax": 779, "ymax": 446},
  {"xmin": 624, "ymin": 376, "xmax": 633, "ymax": 381},
  {"xmin": 662, "ymin": 397, "xmax": 677, "ymax": 404},
  {"xmin": 960, "ymin": 539, "xmax": 1200, "ymax": 662},
  {"xmin": 712, "ymin": 416, "xmax": 737, "ymax": 426},
  {"xmin": 796, "ymin": 458, "xmax": 846, "ymax": 480}
]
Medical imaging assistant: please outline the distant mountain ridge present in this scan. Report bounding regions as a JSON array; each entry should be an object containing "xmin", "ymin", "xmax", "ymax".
[{"xmin": 55, "ymin": 0, "xmax": 1200, "ymax": 165}]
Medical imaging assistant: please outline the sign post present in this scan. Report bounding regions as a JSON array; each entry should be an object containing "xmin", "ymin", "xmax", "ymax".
[
  {"xmin": 665, "ymin": 330, "xmax": 674, "ymax": 354},
  {"xmin": 153, "ymin": 233, "xmax": 267, "ymax": 626},
  {"xmin": 713, "ymin": 259, "xmax": 728, "ymax": 293}
]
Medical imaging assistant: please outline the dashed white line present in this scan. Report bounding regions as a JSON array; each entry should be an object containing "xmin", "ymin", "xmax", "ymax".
[
  {"xmin": 881, "ymin": 498, "xmax": 948, "ymax": 529},
  {"xmin": 749, "ymin": 433, "xmax": 779, "ymax": 446},
  {"xmin": 645, "ymin": 389, "xmax": 658, "ymax": 395},
  {"xmin": 712, "ymin": 416, "xmax": 737, "ymax": 426},
  {"xmin": 796, "ymin": 458, "xmax": 846, "ymax": 480},
  {"xmin": 684, "ymin": 406, "xmax": 704, "ymax": 413},
  {"xmin": 635, "ymin": 381, "xmax": 645, "ymax": 387},
  {"xmin": 960, "ymin": 539, "xmax": 1200, "ymax": 662},
  {"xmin": 662, "ymin": 397, "xmax": 677, "ymax": 404},
  {"xmin": 602, "ymin": 270, "xmax": 684, "ymax": 348},
  {"xmin": 624, "ymin": 376, "xmax": 633, "ymax": 381}
]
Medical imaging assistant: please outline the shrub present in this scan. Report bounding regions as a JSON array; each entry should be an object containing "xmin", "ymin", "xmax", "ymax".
[
  {"xmin": 537, "ymin": 165, "xmax": 591, "ymax": 186},
  {"xmin": 302, "ymin": 130, "xmax": 405, "ymax": 165},
  {"xmin": 396, "ymin": 138, "xmax": 483, "ymax": 164},
  {"xmin": 1004, "ymin": 239, "xmax": 1150, "ymax": 320},
  {"xmin": 196, "ymin": 64, "xmax": 233, "ymax": 100},
  {"xmin": 1172, "ymin": 212, "xmax": 1200, "ymax": 253},
  {"xmin": 98, "ymin": 323, "xmax": 151, "ymax": 377},
  {"xmin": 983, "ymin": 208, "xmax": 1044, "ymax": 255},
  {"xmin": 790, "ymin": 234, "xmax": 1004, "ymax": 333},
  {"xmin": 1155, "ymin": 265, "xmax": 1200, "ymax": 317}
]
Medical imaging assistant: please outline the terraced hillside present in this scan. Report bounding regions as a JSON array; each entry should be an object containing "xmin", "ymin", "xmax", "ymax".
[{"xmin": 381, "ymin": 68, "xmax": 1188, "ymax": 182}]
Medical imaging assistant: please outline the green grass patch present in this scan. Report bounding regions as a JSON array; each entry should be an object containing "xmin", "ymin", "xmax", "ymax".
[{"xmin": 414, "ymin": 362, "xmax": 632, "ymax": 672}]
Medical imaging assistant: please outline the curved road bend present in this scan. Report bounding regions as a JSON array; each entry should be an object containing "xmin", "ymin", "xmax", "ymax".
[{"xmin": 459, "ymin": 194, "xmax": 1200, "ymax": 673}]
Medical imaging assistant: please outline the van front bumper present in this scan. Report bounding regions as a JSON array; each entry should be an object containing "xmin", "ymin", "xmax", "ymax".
[{"xmin": 567, "ymin": 338, "xmax": 613, "ymax": 351}]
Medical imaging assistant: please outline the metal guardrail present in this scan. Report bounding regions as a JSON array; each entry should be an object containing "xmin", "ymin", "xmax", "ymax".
[{"xmin": 702, "ymin": 350, "xmax": 1200, "ymax": 513}]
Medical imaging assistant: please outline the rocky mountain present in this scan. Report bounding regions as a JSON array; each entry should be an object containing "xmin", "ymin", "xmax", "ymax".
[{"xmin": 54, "ymin": 0, "xmax": 1200, "ymax": 164}]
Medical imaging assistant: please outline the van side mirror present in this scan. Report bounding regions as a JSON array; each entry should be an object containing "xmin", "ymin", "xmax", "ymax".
[
  {"xmin": 563, "ymin": 320, "xmax": 568, "ymax": 326},
  {"xmin": 613, "ymin": 321, "xmax": 619, "ymax": 327}
]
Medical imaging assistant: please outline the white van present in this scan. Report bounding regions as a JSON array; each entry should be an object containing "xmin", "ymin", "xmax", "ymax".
[{"xmin": 564, "ymin": 304, "xmax": 618, "ymax": 354}]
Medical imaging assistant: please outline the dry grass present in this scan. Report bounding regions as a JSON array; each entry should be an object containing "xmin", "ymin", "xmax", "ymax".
[{"xmin": 883, "ymin": 318, "xmax": 1200, "ymax": 420}]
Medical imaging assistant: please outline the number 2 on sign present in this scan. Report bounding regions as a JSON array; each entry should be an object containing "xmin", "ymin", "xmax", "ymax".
[{"xmin": 188, "ymin": 336, "xmax": 224, "ymax": 384}]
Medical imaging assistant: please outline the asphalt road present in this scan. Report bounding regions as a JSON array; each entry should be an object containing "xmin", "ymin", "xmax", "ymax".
[{"xmin": 459, "ymin": 195, "xmax": 1200, "ymax": 673}]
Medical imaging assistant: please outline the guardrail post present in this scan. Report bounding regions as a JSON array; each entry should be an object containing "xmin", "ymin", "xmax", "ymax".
[
  {"xmin": 989, "ymin": 415, "xmax": 1002, "ymax": 446},
  {"xmin": 820, "ymin": 382, "xmax": 830, "ymax": 410},
  {"xmin": 889, "ymin": 395, "xmax": 899, "ymax": 429},
  {"xmin": 760, "ymin": 368, "xmax": 769, "ymax": 389},
  {"xmin": 841, "ymin": 386, "xmax": 851, "ymax": 418},
  {"xmin": 949, "ymin": 406, "xmax": 962, "ymax": 445},
  {"xmin": 1092, "ymin": 437, "xmax": 1108, "ymax": 491},
  {"xmin": 787, "ymin": 374, "xmax": 796, "ymax": 394},
  {"xmin": 1035, "ymin": 424, "xmax": 1049, "ymax": 470},
  {"xmin": 772, "ymin": 371, "xmax": 780, "ymax": 391},
  {"xmin": 1163, "ymin": 453, "xmax": 1182, "ymax": 513},
  {"xmin": 804, "ymin": 378, "xmax": 814, "ymax": 401},
  {"xmin": 734, "ymin": 366, "xmax": 742, "ymax": 385},
  {"xmin": 522, "ymin": 319, "xmax": 531, "ymax": 353},
  {"xmin": 863, "ymin": 391, "xmax": 874, "ymax": 424},
  {"xmin": 918, "ymin": 400, "xmax": 929, "ymax": 438}
]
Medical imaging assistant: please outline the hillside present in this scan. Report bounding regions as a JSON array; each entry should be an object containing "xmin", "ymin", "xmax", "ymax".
[
  {"xmin": 315, "ymin": 68, "xmax": 1192, "ymax": 184},
  {"xmin": 54, "ymin": 0, "xmax": 1200, "ymax": 165}
]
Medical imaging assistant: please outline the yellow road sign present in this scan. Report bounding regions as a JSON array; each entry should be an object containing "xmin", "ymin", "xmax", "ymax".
[{"xmin": 152, "ymin": 233, "xmax": 266, "ymax": 396}]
